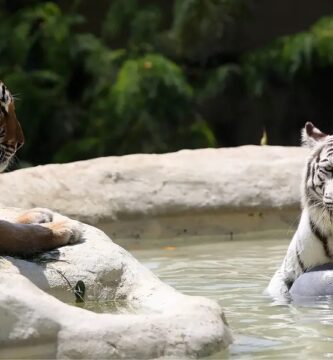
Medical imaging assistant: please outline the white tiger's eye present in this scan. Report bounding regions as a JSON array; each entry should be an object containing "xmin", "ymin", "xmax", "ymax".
[{"xmin": 320, "ymin": 162, "xmax": 333, "ymax": 172}]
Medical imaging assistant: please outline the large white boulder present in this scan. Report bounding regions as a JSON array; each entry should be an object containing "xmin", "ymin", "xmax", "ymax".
[
  {"xmin": 0, "ymin": 210, "xmax": 232, "ymax": 358},
  {"xmin": 0, "ymin": 146, "xmax": 309, "ymax": 238}
]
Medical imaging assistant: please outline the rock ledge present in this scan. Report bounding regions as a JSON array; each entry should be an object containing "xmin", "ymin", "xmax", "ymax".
[
  {"xmin": 0, "ymin": 211, "xmax": 232, "ymax": 359},
  {"xmin": 0, "ymin": 146, "xmax": 309, "ymax": 238}
]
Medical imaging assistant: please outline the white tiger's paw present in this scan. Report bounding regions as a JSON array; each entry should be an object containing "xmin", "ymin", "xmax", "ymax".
[
  {"xmin": 41, "ymin": 219, "xmax": 83, "ymax": 246},
  {"xmin": 16, "ymin": 207, "xmax": 54, "ymax": 224}
]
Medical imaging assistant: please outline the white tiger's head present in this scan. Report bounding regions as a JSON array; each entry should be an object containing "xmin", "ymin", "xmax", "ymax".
[
  {"xmin": 0, "ymin": 81, "xmax": 24, "ymax": 172},
  {"xmin": 302, "ymin": 122, "xmax": 333, "ymax": 212}
]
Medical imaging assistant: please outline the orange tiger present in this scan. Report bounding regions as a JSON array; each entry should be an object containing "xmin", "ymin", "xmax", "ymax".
[{"xmin": 0, "ymin": 81, "xmax": 81, "ymax": 256}]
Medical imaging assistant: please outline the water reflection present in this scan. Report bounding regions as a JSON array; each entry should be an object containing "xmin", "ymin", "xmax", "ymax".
[{"xmin": 130, "ymin": 237, "xmax": 333, "ymax": 359}]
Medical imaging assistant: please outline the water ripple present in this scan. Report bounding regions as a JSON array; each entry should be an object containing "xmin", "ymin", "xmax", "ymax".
[{"xmin": 132, "ymin": 236, "xmax": 333, "ymax": 359}]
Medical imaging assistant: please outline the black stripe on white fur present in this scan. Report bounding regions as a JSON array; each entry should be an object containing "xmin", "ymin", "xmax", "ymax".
[
  {"xmin": 309, "ymin": 218, "xmax": 332, "ymax": 259},
  {"xmin": 0, "ymin": 82, "xmax": 17, "ymax": 168}
]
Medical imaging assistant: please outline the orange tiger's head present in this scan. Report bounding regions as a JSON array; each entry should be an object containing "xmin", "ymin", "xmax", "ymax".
[{"xmin": 0, "ymin": 81, "xmax": 24, "ymax": 172}]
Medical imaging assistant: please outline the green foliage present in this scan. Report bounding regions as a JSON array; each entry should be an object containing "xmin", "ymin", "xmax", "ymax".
[
  {"xmin": 6, "ymin": 0, "xmax": 332, "ymax": 164},
  {"xmin": 170, "ymin": 0, "xmax": 246, "ymax": 60},
  {"xmin": 242, "ymin": 16, "xmax": 333, "ymax": 96},
  {"xmin": 102, "ymin": 0, "xmax": 139, "ymax": 41},
  {"xmin": 198, "ymin": 64, "xmax": 241, "ymax": 101},
  {"xmin": 55, "ymin": 53, "xmax": 211, "ymax": 161},
  {"xmin": 0, "ymin": 3, "xmax": 84, "ymax": 163},
  {"xmin": 110, "ymin": 54, "xmax": 193, "ymax": 153},
  {"xmin": 1, "ymin": 0, "xmax": 238, "ymax": 165},
  {"xmin": 311, "ymin": 17, "xmax": 333, "ymax": 66},
  {"xmin": 102, "ymin": 0, "xmax": 162, "ymax": 53}
]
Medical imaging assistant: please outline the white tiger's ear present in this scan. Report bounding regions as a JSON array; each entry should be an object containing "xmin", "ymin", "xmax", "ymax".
[{"xmin": 301, "ymin": 122, "xmax": 328, "ymax": 148}]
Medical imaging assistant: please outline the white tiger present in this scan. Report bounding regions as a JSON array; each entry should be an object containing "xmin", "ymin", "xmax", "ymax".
[{"xmin": 267, "ymin": 122, "xmax": 333, "ymax": 299}]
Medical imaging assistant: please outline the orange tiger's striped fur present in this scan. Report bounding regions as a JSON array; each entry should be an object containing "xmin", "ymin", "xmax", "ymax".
[{"xmin": 0, "ymin": 81, "xmax": 82, "ymax": 256}]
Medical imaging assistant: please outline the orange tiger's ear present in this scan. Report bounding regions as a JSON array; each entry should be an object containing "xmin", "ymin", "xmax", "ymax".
[
  {"xmin": 301, "ymin": 122, "xmax": 327, "ymax": 148},
  {"xmin": 3, "ymin": 102, "xmax": 24, "ymax": 150}
]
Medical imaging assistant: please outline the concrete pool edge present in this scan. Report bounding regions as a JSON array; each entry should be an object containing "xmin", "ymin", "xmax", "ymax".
[
  {"xmin": 98, "ymin": 207, "xmax": 301, "ymax": 240},
  {"xmin": 0, "ymin": 145, "xmax": 307, "ymax": 238}
]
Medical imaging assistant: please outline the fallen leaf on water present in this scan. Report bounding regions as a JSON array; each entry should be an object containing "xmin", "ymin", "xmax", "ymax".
[{"xmin": 163, "ymin": 246, "xmax": 176, "ymax": 251}]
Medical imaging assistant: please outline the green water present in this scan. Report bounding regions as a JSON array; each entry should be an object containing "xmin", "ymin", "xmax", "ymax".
[{"xmin": 129, "ymin": 236, "xmax": 333, "ymax": 360}]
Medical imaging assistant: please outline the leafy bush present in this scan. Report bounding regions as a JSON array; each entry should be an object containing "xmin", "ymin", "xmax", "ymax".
[
  {"xmin": 242, "ymin": 16, "xmax": 333, "ymax": 96},
  {"xmin": 1, "ymin": 1, "xmax": 231, "ymax": 165},
  {"xmin": 2, "ymin": 0, "xmax": 331, "ymax": 165}
]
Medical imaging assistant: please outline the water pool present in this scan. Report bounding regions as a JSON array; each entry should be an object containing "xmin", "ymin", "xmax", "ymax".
[
  {"xmin": 127, "ymin": 235, "xmax": 333, "ymax": 359},
  {"xmin": 3, "ymin": 233, "xmax": 333, "ymax": 359}
]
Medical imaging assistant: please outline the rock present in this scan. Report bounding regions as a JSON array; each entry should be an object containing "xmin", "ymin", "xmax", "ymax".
[
  {"xmin": 0, "ymin": 146, "xmax": 309, "ymax": 238},
  {"xmin": 0, "ymin": 211, "xmax": 232, "ymax": 359},
  {"xmin": 290, "ymin": 263, "xmax": 333, "ymax": 300}
]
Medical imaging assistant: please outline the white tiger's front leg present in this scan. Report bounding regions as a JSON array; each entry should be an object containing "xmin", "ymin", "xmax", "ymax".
[
  {"xmin": 267, "ymin": 231, "xmax": 303, "ymax": 299},
  {"xmin": 267, "ymin": 263, "xmax": 294, "ymax": 299}
]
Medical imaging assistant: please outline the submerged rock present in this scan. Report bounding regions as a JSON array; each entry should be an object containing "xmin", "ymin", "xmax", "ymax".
[
  {"xmin": 290, "ymin": 263, "xmax": 333, "ymax": 300},
  {"xmin": 0, "ymin": 211, "xmax": 232, "ymax": 359}
]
